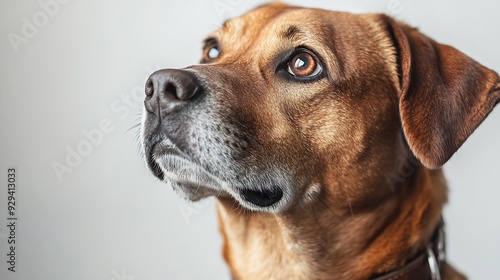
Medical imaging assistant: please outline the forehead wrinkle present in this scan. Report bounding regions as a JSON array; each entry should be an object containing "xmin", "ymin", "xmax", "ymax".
[
  {"xmin": 213, "ymin": 8, "xmax": 295, "ymax": 65},
  {"xmin": 218, "ymin": 5, "xmax": 296, "ymax": 44},
  {"xmin": 280, "ymin": 24, "xmax": 302, "ymax": 40}
]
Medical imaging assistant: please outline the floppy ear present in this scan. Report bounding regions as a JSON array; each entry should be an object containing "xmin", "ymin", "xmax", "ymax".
[{"xmin": 383, "ymin": 16, "xmax": 500, "ymax": 168}]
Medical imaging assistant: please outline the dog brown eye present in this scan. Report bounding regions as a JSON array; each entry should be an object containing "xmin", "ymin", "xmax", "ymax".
[
  {"xmin": 287, "ymin": 52, "xmax": 322, "ymax": 77},
  {"xmin": 203, "ymin": 45, "xmax": 220, "ymax": 62}
]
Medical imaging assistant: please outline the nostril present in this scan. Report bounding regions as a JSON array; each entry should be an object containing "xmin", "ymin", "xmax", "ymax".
[
  {"xmin": 145, "ymin": 78, "xmax": 154, "ymax": 97},
  {"xmin": 165, "ymin": 83, "xmax": 178, "ymax": 100}
]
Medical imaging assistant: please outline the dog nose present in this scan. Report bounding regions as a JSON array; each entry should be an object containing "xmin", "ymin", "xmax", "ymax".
[{"xmin": 144, "ymin": 69, "xmax": 201, "ymax": 115}]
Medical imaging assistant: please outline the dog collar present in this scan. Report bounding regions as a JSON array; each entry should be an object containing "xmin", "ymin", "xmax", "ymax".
[{"xmin": 371, "ymin": 220, "xmax": 446, "ymax": 280}]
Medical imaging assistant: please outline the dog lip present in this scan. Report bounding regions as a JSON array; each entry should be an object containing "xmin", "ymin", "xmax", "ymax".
[
  {"xmin": 145, "ymin": 136, "xmax": 183, "ymax": 181},
  {"xmin": 240, "ymin": 187, "xmax": 284, "ymax": 207},
  {"xmin": 147, "ymin": 152, "xmax": 164, "ymax": 180},
  {"xmin": 146, "ymin": 138, "xmax": 191, "ymax": 181},
  {"xmin": 146, "ymin": 142, "xmax": 164, "ymax": 180}
]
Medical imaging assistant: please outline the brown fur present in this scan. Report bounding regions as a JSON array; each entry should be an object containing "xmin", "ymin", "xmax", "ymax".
[{"xmin": 202, "ymin": 3, "xmax": 498, "ymax": 279}]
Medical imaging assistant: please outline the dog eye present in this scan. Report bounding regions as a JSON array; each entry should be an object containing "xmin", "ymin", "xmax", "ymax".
[
  {"xmin": 287, "ymin": 52, "xmax": 322, "ymax": 78},
  {"xmin": 208, "ymin": 47, "xmax": 220, "ymax": 59},
  {"xmin": 203, "ymin": 44, "xmax": 220, "ymax": 62}
]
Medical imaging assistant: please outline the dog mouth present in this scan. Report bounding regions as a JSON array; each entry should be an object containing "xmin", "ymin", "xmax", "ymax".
[
  {"xmin": 240, "ymin": 187, "xmax": 284, "ymax": 207},
  {"xmin": 143, "ymin": 137, "xmax": 288, "ymax": 211},
  {"xmin": 146, "ymin": 140, "xmax": 229, "ymax": 195}
]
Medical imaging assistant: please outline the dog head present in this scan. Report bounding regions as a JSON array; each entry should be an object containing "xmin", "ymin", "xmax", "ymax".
[{"xmin": 141, "ymin": 3, "xmax": 499, "ymax": 213}]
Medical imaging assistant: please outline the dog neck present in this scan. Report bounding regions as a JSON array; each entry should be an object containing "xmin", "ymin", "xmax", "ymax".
[{"xmin": 216, "ymin": 166, "xmax": 447, "ymax": 280}]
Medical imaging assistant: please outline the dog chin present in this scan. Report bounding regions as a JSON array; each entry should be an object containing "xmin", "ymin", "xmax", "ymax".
[
  {"xmin": 150, "ymin": 153, "xmax": 290, "ymax": 213},
  {"xmin": 168, "ymin": 180, "xmax": 223, "ymax": 202},
  {"xmin": 153, "ymin": 153, "xmax": 229, "ymax": 197}
]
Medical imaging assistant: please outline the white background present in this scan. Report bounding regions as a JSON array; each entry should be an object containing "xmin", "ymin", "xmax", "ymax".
[{"xmin": 0, "ymin": 0, "xmax": 499, "ymax": 279}]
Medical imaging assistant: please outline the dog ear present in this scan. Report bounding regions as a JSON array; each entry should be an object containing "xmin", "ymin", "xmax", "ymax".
[{"xmin": 382, "ymin": 15, "xmax": 500, "ymax": 168}]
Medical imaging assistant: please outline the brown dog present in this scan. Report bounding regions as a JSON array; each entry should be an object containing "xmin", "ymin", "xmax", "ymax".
[{"xmin": 140, "ymin": 3, "xmax": 499, "ymax": 279}]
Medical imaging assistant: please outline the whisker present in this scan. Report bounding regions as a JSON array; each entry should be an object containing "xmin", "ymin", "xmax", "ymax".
[
  {"xmin": 343, "ymin": 192, "xmax": 354, "ymax": 218},
  {"xmin": 127, "ymin": 122, "xmax": 141, "ymax": 133}
]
